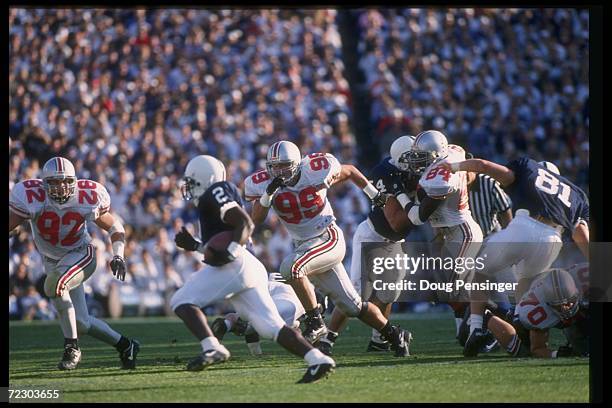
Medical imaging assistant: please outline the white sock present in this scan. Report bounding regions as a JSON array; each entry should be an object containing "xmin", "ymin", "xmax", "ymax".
[
  {"xmin": 304, "ymin": 348, "xmax": 334, "ymax": 366},
  {"xmin": 469, "ymin": 314, "xmax": 483, "ymax": 334},
  {"xmin": 201, "ymin": 336, "xmax": 222, "ymax": 352},
  {"xmin": 52, "ymin": 295, "xmax": 78, "ymax": 339},
  {"xmin": 455, "ymin": 318, "xmax": 463, "ymax": 336},
  {"xmin": 371, "ymin": 329, "xmax": 384, "ymax": 343}
]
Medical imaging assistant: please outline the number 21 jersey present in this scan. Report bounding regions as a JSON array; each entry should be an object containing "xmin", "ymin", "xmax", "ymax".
[{"xmin": 244, "ymin": 153, "xmax": 342, "ymax": 241}]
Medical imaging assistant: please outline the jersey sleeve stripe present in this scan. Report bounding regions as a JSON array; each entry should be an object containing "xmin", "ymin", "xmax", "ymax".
[{"xmin": 9, "ymin": 203, "xmax": 30, "ymax": 218}]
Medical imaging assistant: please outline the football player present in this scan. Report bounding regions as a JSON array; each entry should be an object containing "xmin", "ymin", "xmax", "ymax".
[
  {"xmin": 480, "ymin": 266, "xmax": 588, "ymax": 358},
  {"xmin": 318, "ymin": 135, "xmax": 419, "ymax": 355},
  {"xmin": 383, "ymin": 131, "xmax": 484, "ymax": 338},
  {"xmin": 244, "ymin": 141, "xmax": 411, "ymax": 357},
  {"xmin": 211, "ymin": 273, "xmax": 305, "ymax": 356},
  {"xmin": 442, "ymin": 157, "xmax": 589, "ymax": 357},
  {"xmin": 171, "ymin": 155, "xmax": 335, "ymax": 383},
  {"xmin": 9, "ymin": 157, "xmax": 139, "ymax": 370}
]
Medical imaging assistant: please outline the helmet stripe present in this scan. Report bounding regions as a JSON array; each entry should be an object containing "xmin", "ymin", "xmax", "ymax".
[
  {"xmin": 273, "ymin": 141, "xmax": 281, "ymax": 160},
  {"xmin": 56, "ymin": 157, "xmax": 63, "ymax": 172}
]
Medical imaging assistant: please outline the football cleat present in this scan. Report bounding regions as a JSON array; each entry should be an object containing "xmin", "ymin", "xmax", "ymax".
[
  {"xmin": 480, "ymin": 330, "xmax": 500, "ymax": 353},
  {"xmin": 463, "ymin": 328, "xmax": 488, "ymax": 357},
  {"xmin": 58, "ymin": 346, "xmax": 81, "ymax": 370},
  {"xmin": 383, "ymin": 326, "xmax": 413, "ymax": 357},
  {"xmin": 366, "ymin": 340, "xmax": 391, "ymax": 352},
  {"xmin": 119, "ymin": 339, "xmax": 140, "ymax": 369},
  {"xmin": 302, "ymin": 315, "xmax": 328, "ymax": 344},
  {"xmin": 186, "ymin": 347, "xmax": 231, "ymax": 371},
  {"xmin": 297, "ymin": 363, "xmax": 335, "ymax": 384},
  {"xmin": 317, "ymin": 339, "xmax": 334, "ymax": 356},
  {"xmin": 211, "ymin": 318, "xmax": 228, "ymax": 340}
]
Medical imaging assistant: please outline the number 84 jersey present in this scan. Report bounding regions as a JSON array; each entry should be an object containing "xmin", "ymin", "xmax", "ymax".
[
  {"xmin": 10, "ymin": 178, "xmax": 110, "ymax": 260},
  {"xmin": 244, "ymin": 153, "xmax": 342, "ymax": 241}
]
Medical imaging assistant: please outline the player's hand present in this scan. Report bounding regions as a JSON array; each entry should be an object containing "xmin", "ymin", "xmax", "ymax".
[
  {"xmin": 110, "ymin": 256, "xmax": 127, "ymax": 281},
  {"xmin": 371, "ymin": 191, "xmax": 388, "ymax": 208},
  {"xmin": 556, "ymin": 345, "xmax": 575, "ymax": 357},
  {"xmin": 175, "ymin": 226, "xmax": 199, "ymax": 251},
  {"xmin": 266, "ymin": 176, "xmax": 285, "ymax": 196}
]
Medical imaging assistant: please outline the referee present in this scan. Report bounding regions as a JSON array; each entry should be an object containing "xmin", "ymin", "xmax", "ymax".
[{"xmin": 467, "ymin": 172, "xmax": 512, "ymax": 237}]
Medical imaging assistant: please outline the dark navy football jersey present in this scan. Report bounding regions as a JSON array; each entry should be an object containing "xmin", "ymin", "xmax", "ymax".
[
  {"xmin": 197, "ymin": 181, "xmax": 244, "ymax": 245},
  {"xmin": 505, "ymin": 157, "xmax": 589, "ymax": 232},
  {"xmin": 367, "ymin": 157, "xmax": 417, "ymax": 241}
]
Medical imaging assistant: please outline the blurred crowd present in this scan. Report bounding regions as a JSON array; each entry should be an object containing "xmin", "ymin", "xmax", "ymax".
[
  {"xmin": 9, "ymin": 8, "xmax": 589, "ymax": 320},
  {"xmin": 356, "ymin": 8, "xmax": 589, "ymax": 189}
]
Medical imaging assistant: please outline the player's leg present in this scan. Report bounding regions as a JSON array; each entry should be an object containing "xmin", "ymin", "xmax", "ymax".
[
  {"xmin": 70, "ymin": 284, "xmax": 140, "ymax": 369},
  {"xmin": 169, "ymin": 264, "xmax": 245, "ymax": 371},
  {"xmin": 230, "ymin": 283, "xmax": 335, "ymax": 383},
  {"xmin": 43, "ymin": 245, "xmax": 95, "ymax": 370},
  {"xmin": 309, "ymin": 262, "xmax": 412, "ymax": 357},
  {"xmin": 280, "ymin": 224, "xmax": 345, "ymax": 343}
]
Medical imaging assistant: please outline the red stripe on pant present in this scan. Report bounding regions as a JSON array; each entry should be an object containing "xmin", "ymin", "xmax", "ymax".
[
  {"xmin": 291, "ymin": 225, "xmax": 338, "ymax": 279},
  {"xmin": 55, "ymin": 245, "xmax": 93, "ymax": 297}
]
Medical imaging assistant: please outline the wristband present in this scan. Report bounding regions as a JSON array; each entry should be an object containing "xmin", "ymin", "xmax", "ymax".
[
  {"xmin": 551, "ymin": 350, "xmax": 558, "ymax": 359},
  {"xmin": 260, "ymin": 193, "xmax": 273, "ymax": 208},
  {"xmin": 227, "ymin": 241, "xmax": 241, "ymax": 258},
  {"xmin": 396, "ymin": 193, "xmax": 412, "ymax": 210},
  {"xmin": 363, "ymin": 182, "xmax": 379, "ymax": 199},
  {"xmin": 112, "ymin": 240, "xmax": 125, "ymax": 258}
]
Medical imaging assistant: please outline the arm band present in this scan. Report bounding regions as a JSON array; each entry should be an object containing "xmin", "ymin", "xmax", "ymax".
[
  {"xmin": 112, "ymin": 240, "xmax": 125, "ymax": 258},
  {"xmin": 407, "ymin": 203, "xmax": 425, "ymax": 226},
  {"xmin": 396, "ymin": 193, "xmax": 412, "ymax": 210},
  {"xmin": 363, "ymin": 182, "xmax": 379, "ymax": 199},
  {"xmin": 259, "ymin": 193, "xmax": 273, "ymax": 208},
  {"xmin": 108, "ymin": 221, "xmax": 125, "ymax": 237}
]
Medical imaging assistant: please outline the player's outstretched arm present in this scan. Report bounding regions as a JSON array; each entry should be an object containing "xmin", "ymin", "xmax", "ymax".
[
  {"xmin": 334, "ymin": 164, "xmax": 386, "ymax": 207},
  {"xmin": 9, "ymin": 209, "xmax": 27, "ymax": 234},
  {"xmin": 251, "ymin": 200, "xmax": 271, "ymax": 225},
  {"xmin": 95, "ymin": 212, "xmax": 127, "ymax": 281},
  {"xmin": 443, "ymin": 159, "xmax": 516, "ymax": 188}
]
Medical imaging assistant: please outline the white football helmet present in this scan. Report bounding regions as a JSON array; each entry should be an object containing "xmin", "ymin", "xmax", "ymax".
[
  {"xmin": 539, "ymin": 161, "xmax": 560, "ymax": 175},
  {"xmin": 266, "ymin": 140, "xmax": 302, "ymax": 183},
  {"xmin": 42, "ymin": 157, "xmax": 77, "ymax": 204},
  {"xmin": 181, "ymin": 155, "xmax": 226, "ymax": 205},
  {"xmin": 540, "ymin": 268, "xmax": 580, "ymax": 320},
  {"xmin": 408, "ymin": 130, "xmax": 449, "ymax": 175},
  {"xmin": 389, "ymin": 135, "xmax": 416, "ymax": 173}
]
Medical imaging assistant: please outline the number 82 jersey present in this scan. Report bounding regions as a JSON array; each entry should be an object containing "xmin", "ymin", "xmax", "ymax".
[{"xmin": 9, "ymin": 178, "xmax": 110, "ymax": 260}]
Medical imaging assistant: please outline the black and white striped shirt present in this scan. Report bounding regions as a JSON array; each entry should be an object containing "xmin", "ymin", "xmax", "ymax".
[{"xmin": 467, "ymin": 174, "xmax": 512, "ymax": 237}]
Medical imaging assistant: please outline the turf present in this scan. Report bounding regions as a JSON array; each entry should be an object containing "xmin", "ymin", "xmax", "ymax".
[{"xmin": 9, "ymin": 312, "xmax": 589, "ymax": 403}]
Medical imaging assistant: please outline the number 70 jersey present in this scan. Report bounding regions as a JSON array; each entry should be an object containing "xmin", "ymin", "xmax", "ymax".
[
  {"xmin": 244, "ymin": 153, "xmax": 342, "ymax": 241},
  {"xmin": 9, "ymin": 178, "xmax": 111, "ymax": 260}
]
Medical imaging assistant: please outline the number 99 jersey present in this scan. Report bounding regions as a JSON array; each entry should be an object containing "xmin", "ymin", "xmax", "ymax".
[
  {"xmin": 244, "ymin": 153, "xmax": 342, "ymax": 241},
  {"xmin": 9, "ymin": 178, "xmax": 110, "ymax": 261}
]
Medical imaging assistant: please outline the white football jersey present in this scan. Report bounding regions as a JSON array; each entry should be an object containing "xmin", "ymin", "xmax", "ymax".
[
  {"xmin": 10, "ymin": 178, "xmax": 111, "ymax": 261},
  {"xmin": 244, "ymin": 153, "xmax": 342, "ymax": 241},
  {"xmin": 516, "ymin": 274, "xmax": 563, "ymax": 330},
  {"xmin": 417, "ymin": 144, "xmax": 473, "ymax": 228}
]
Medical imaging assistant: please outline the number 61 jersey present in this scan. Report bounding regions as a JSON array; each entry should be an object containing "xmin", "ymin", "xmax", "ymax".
[
  {"xmin": 9, "ymin": 178, "xmax": 110, "ymax": 261},
  {"xmin": 244, "ymin": 153, "xmax": 342, "ymax": 241}
]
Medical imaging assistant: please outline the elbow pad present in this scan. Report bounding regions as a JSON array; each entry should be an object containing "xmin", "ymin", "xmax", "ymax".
[{"xmin": 406, "ymin": 203, "xmax": 425, "ymax": 226}]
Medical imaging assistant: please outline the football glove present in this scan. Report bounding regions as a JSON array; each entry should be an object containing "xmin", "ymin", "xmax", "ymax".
[
  {"xmin": 371, "ymin": 191, "xmax": 388, "ymax": 208},
  {"xmin": 266, "ymin": 176, "xmax": 285, "ymax": 196},
  {"xmin": 175, "ymin": 226, "xmax": 200, "ymax": 251},
  {"xmin": 110, "ymin": 256, "xmax": 127, "ymax": 281}
]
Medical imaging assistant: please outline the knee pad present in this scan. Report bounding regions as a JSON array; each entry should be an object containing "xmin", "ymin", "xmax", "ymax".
[
  {"xmin": 170, "ymin": 290, "xmax": 189, "ymax": 312},
  {"xmin": 336, "ymin": 298, "xmax": 363, "ymax": 318}
]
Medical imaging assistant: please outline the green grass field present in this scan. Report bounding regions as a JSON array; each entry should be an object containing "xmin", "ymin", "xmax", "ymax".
[{"xmin": 9, "ymin": 312, "xmax": 589, "ymax": 403}]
